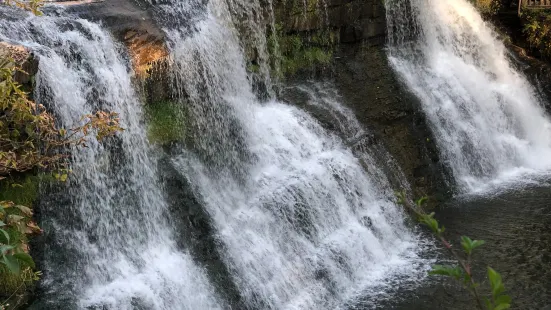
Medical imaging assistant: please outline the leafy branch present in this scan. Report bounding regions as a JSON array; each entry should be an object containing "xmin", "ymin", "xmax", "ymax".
[
  {"xmin": 0, "ymin": 60, "xmax": 123, "ymax": 179},
  {"xmin": 397, "ymin": 192, "xmax": 511, "ymax": 310},
  {"xmin": 2, "ymin": 0, "xmax": 44, "ymax": 15}
]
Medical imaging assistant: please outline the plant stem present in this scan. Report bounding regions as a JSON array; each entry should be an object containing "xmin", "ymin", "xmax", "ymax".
[{"xmin": 400, "ymin": 197, "xmax": 485, "ymax": 310}]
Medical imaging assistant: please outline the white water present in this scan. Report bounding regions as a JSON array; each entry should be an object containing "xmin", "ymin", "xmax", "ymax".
[
  {"xmin": 157, "ymin": 0, "xmax": 431, "ymax": 308},
  {"xmin": 386, "ymin": 0, "xmax": 551, "ymax": 192},
  {"xmin": 0, "ymin": 9, "xmax": 222, "ymax": 310}
]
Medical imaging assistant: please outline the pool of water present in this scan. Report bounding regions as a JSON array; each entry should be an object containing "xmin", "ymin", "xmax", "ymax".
[{"xmin": 351, "ymin": 182, "xmax": 551, "ymax": 309}]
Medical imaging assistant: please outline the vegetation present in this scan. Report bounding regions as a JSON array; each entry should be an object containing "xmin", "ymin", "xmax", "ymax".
[
  {"xmin": 469, "ymin": 0, "xmax": 502, "ymax": 15},
  {"xmin": 0, "ymin": 1, "xmax": 122, "ymax": 305},
  {"xmin": 521, "ymin": 9, "xmax": 551, "ymax": 59},
  {"xmin": 3, "ymin": 0, "xmax": 44, "ymax": 15},
  {"xmin": 267, "ymin": 24, "xmax": 335, "ymax": 77},
  {"xmin": 144, "ymin": 100, "xmax": 186, "ymax": 145},
  {"xmin": 0, "ymin": 58, "xmax": 121, "ymax": 305},
  {"xmin": 397, "ymin": 192, "xmax": 512, "ymax": 310}
]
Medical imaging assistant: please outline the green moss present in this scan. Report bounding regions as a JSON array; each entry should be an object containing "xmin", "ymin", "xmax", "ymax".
[
  {"xmin": 247, "ymin": 63, "xmax": 261, "ymax": 74},
  {"xmin": 145, "ymin": 100, "xmax": 187, "ymax": 145},
  {"xmin": 290, "ymin": 0, "xmax": 320, "ymax": 16},
  {"xmin": 268, "ymin": 27, "xmax": 337, "ymax": 78},
  {"xmin": 0, "ymin": 266, "xmax": 35, "ymax": 298}
]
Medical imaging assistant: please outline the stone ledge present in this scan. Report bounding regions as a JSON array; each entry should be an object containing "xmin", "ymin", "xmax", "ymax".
[{"xmin": 58, "ymin": 0, "xmax": 168, "ymax": 77}]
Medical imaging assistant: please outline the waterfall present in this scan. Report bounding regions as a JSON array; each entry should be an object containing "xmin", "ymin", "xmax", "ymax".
[
  {"xmin": 386, "ymin": 0, "xmax": 551, "ymax": 192},
  {"xmin": 0, "ymin": 8, "xmax": 222, "ymax": 309},
  {"xmin": 0, "ymin": 0, "xmax": 441, "ymax": 308},
  {"xmin": 154, "ymin": 0, "xmax": 431, "ymax": 308}
]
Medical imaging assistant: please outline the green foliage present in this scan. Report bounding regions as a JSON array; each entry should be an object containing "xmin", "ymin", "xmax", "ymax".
[
  {"xmin": 0, "ymin": 177, "xmax": 39, "ymax": 207},
  {"xmin": 461, "ymin": 236, "xmax": 486, "ymax": 256},
  {"xmin": 0, "ymin": 265, "xmax": 36, "ymax": 298},
  {"xmin": 3, "ymin": 0, "xmax": 44, "ymax": 15},
  {"xmin": 398, "ymin": 193, "xmax": 512, "ymax": 310},
  {"xmin": 419, "ymin": 212, "xmax": 445, "ymax": 235},
  {"xmin": 145, "ymin": 101, "xmax": 186, "ymax": 145},
  {"xmin": 468, "ymin": 0, "xmax": 501, "ymax": 15},
  {"xmin": 267, "ymin": 24, "xmax": 336, "ymax": 78},
  {"xmin": 0, "ymin": 201, "xmax": 37, "ymax": 277},
  {"xmin": 429, "ymin": 265, "xmax": 464, "ymax": 280},
  {"xmin": 0, "ymin": 59, "xmax": 122, "ymax": 177},
  {"xmin": 522, "ymin": 9, "xmax": 551, "ymax": 60},
  {"xmin": 486, "ymin": 267, "xmax": 511, "ymax": 310}
]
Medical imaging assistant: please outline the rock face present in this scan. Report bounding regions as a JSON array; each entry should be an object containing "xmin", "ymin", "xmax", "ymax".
[
  {"xmin": 507, "ymin": 43, "xmax": 551, "ymax": 112},
  {"xmin": 275, "ymin": 0, "xmax": 386, "ymax": 43},
  {"xmin": 57, "ymin": 0, "xmax": 451, "ymax": 201},
  {"xmin": 59, "ymin": 0, "xmax": 168, "ymax": 76},
  {"xmin": 274, "ymin": 0, "xmax": 451, "ymax": 199}
]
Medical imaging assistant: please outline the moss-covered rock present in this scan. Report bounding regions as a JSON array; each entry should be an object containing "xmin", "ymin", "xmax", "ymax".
[
  {"xmin": 145, "ymin": 100, "xmax": 187, "ymax": 145},
  {"xmin": 272, "ymin": 0, "xmax": 452, "ymax": 199},
  {"xmin": 267, "ymin": 26, "xmax": 337, "ymax": 77}
]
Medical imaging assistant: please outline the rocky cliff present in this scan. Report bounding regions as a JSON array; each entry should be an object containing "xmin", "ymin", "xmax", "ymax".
[
  {"xmin": 273, "ymin": 0, "xmax": 452, "ymax": 200},
  {"xmin": 41, "ymin": 0, "xmax": 453, "ymax": 200}
]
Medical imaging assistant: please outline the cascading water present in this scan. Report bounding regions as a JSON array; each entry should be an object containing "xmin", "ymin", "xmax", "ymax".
[
  {"xmin": 0, "ymin": 7, "xmax": 222, "ymax": 310},
  {"xmin": 151, "ymin": 0, "xmax": 431, "ymax": 308},
  {"xmin": 386, "ymin": 0, "xmax": 551, "ymax": 192}
]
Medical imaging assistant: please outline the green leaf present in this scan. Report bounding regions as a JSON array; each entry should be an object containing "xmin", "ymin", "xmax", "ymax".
[
  {"xmin": 488, "ymin": 267, "xmax": 505, "ymax": 297},
  {"xmin": 429, "ymin": 265, "xmax": 463, "ymax": 280},
  {"xmin": 493, "ymin": 304, "xmax": 511, "ymax": 310},
  {"xmin": 0, "ymin": 228, "xmax": 9, "ymax": 245},
  {"xmin": 7, "ymin": 214, "xmax": 24, "ymax": 224},
  {"xmin": 0, "ymin": 244, "xmax": 14, "ymax": 254},
  {"xmin": 15, "ymin": 205, "xmax": 33, "ymax": 216},
  {"xmin": 495, "ymin": 295, "xmax": 512, "ymax": 304},
  {"xmin": 13, "ymin": 252, "xmax": 35, "ymax": 268},
  {"xmin": 2, "ymin": 254, "xmax": 20, "ymax": 274},
  {"xmin": 0, "ymin": 220, "xmax": 5, "ymax": 227},
  {"xmin": 485, "ymin": 297, "xmax": 493, "ymax": 310},
  {"xmin": 471, "ymin": 239, "xmax": 486, "ymax": 251},
  {"xmin": 460, "ymin": 236, "xmax": 484, "ymax": 255},
  {"xmin": 420, "ymin": 213, "xmax": 442, "ymax": 234},
  {"xmin": 461, "ymin": 236, "xmax": 472, "ymax": 254},
  {"xmin": 416, "ymin": 196, "xmax": 428, "ymax": 207}
]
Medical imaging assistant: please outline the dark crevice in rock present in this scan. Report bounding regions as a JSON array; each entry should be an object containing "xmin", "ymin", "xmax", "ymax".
[{"xmin": 157, "ymin": 154, "xmax": 248, "ymax": 309}]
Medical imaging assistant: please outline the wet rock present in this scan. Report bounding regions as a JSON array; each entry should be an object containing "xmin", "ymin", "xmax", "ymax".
[
  {"xmin": 58, "ymin": 0, "xmax": 168, "ymax": 76},
  {"xmin": 274, "ymin": 0, "xmax": 452, "ymax": 199},
  {"xmin": 275, "ymin": 0, "xmax": 386, "ymax": 43},
  {"xmin": 507, "ymin": 42, "xmax": 551, "ymax": 113},
  {"xmin": 157, "ymin": 155, "xmax": 246, "ymax": 309}
]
